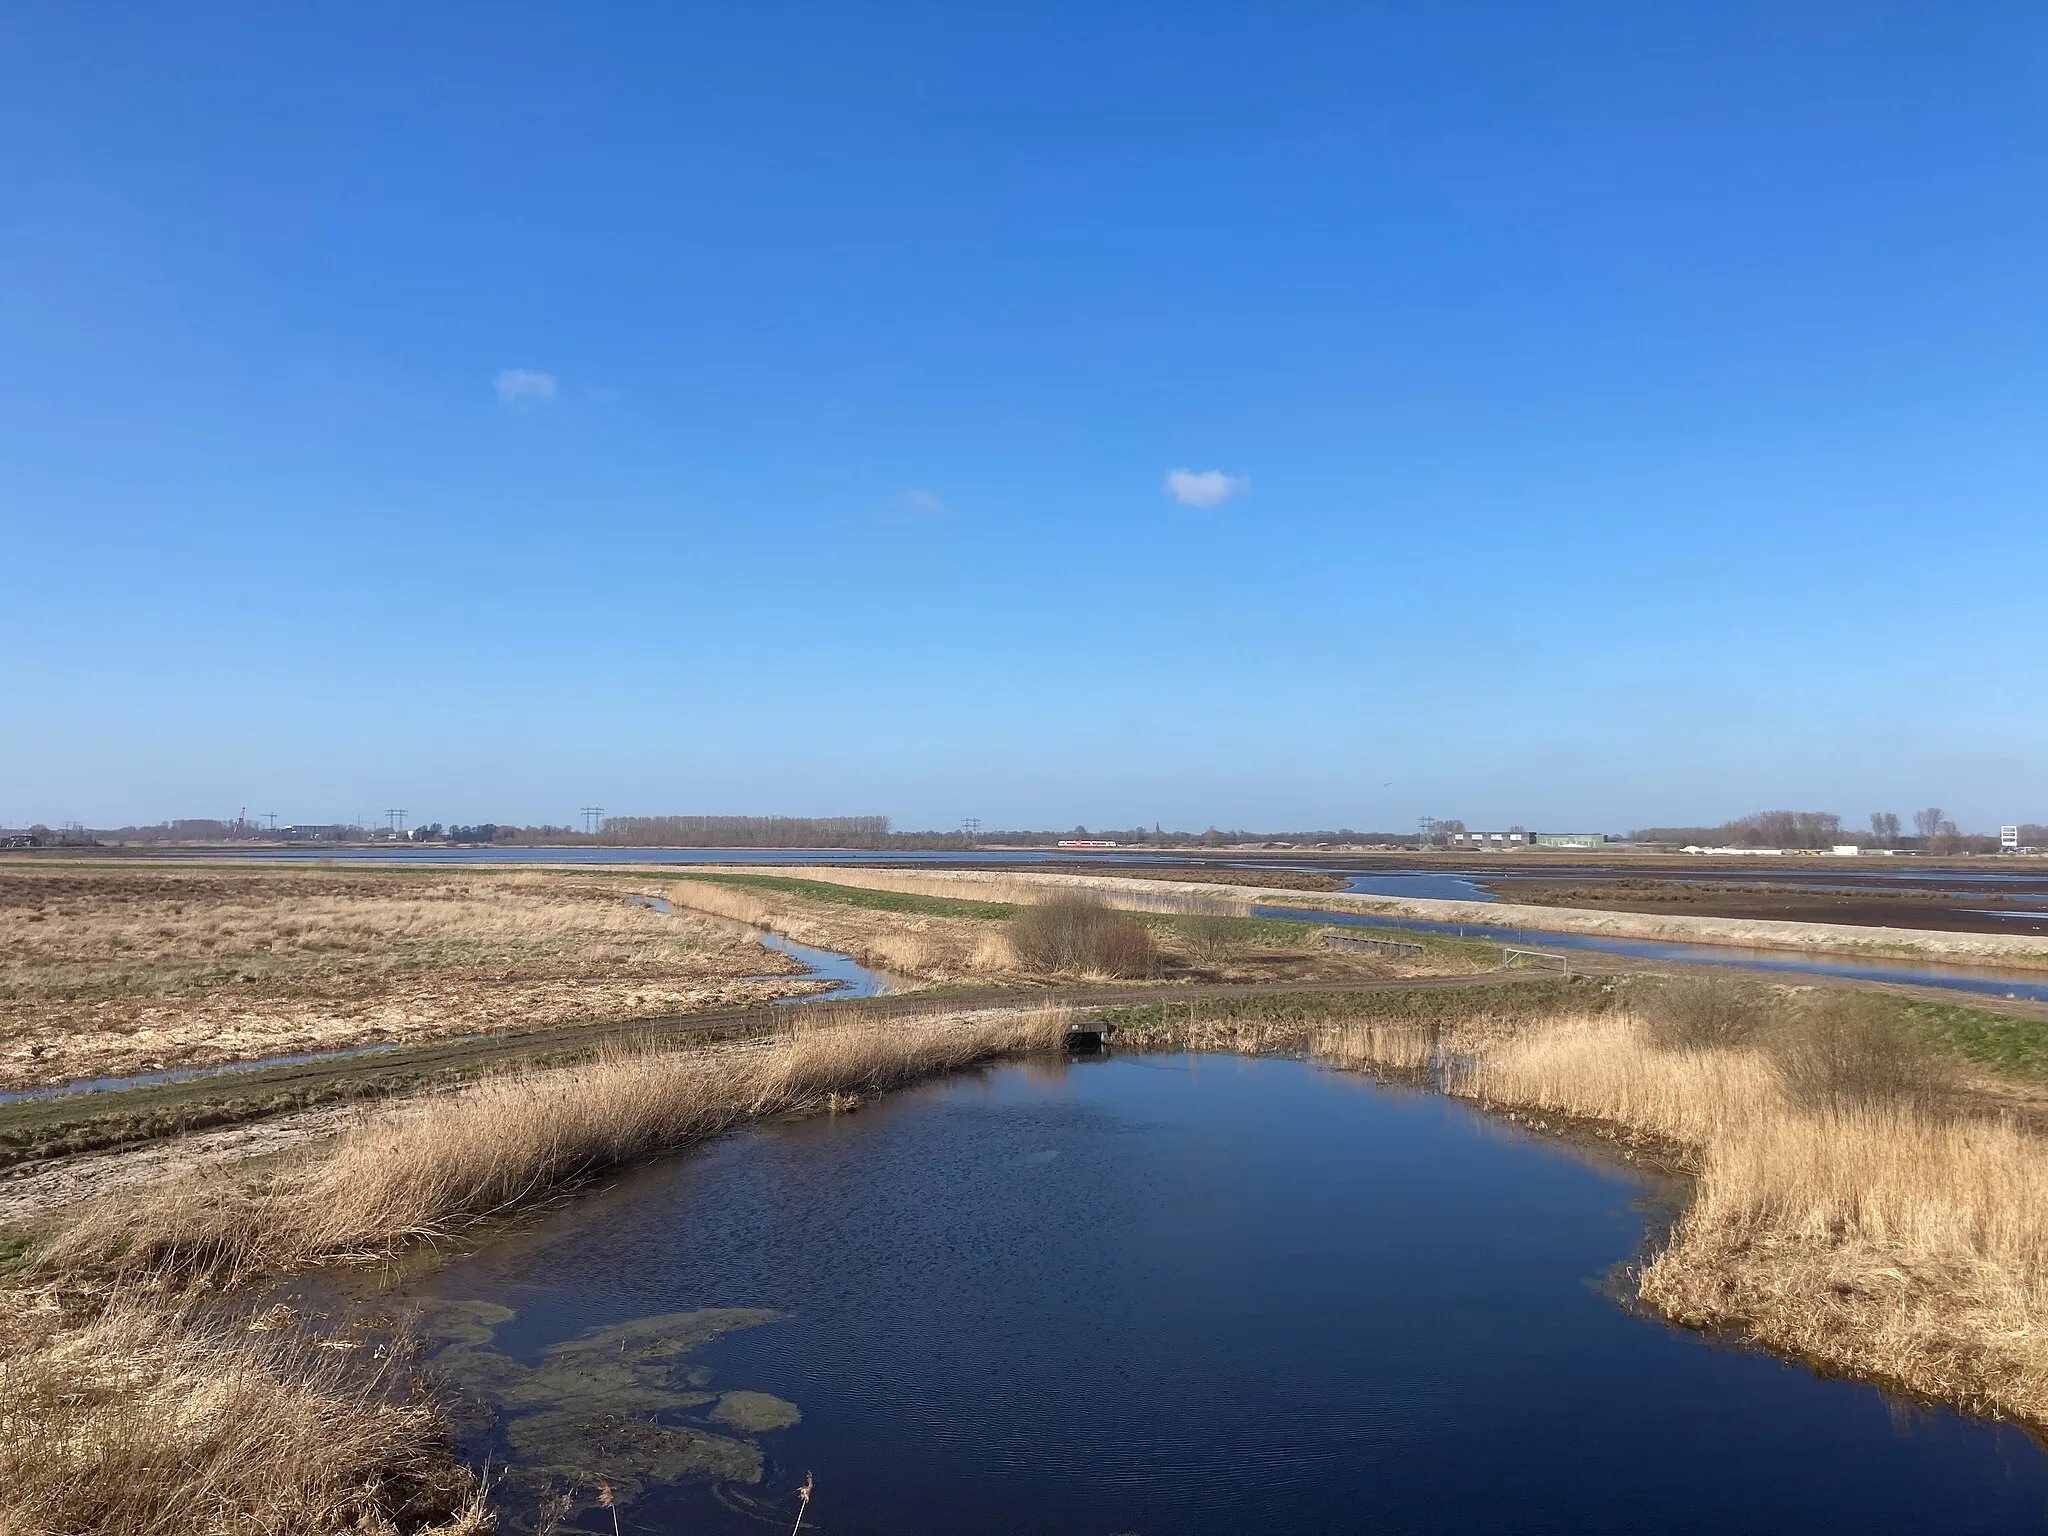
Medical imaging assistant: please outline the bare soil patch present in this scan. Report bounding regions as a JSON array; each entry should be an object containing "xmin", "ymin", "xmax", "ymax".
[{"xmin": 1506, "ymin": 879, "xmax": 2048, "ymax": 937}]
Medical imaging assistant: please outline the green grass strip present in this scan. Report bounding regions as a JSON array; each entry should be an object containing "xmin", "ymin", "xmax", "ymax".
[
  {"xmin": 1888, "ymin": 997, "xmax": 2048, "ymax": 1082},
  {"xmin": 670, "ymin": 871, "xmax": 1019, "ymax": 921},
  {"xmin": 1132, "ymin": 912, "xmax": 1321, "ymax": 945}
]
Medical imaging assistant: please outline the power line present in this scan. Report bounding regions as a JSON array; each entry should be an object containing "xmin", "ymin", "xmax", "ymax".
[
  {"xmin": 581, "ymin": 806, "xmax": 606, "ymax": 836},
  {"xmin": 385, "ymin": 809, "xmax": 408, "ymax": 834}
]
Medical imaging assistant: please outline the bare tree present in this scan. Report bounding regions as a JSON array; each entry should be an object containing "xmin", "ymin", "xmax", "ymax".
[
  {"xmin": 1731, "ymin": 810, "xmax": 1840, "ymax": 848},
  {"xmin": 1914, "ymin": 807, "xmax": 1946, "ymax": 842},
  {"xmin": 1870, "ymin": 811, "xmax": 1900, "ymax": 846}
]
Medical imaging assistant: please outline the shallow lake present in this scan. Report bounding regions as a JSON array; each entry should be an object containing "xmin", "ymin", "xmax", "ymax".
[{"xmin": 380, "ymin": 1055, "xmax": 2048, "ymax": 1534}]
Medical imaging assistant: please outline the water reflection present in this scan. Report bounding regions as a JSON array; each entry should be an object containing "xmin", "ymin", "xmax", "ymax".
[{"xmin": 383, "ymin": 1055, "xmax": 2048, "ymax": 1534}]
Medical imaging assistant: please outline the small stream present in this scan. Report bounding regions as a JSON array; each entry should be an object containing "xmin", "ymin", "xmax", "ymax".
[
  {"xmin": 631, "ymin": 892, "xmax": 890, "ymax": 1002},
  {"xmin": 1263, "ymin": 902, "xmax": 2048, "ymax": 1003},
  {"xmin": 0, "ymin": 1041, "xmax": 412, "ymax": 1108},
  {"xmin": 754, "ymin": 932, "xmax": 888, "ymax": 1002}
]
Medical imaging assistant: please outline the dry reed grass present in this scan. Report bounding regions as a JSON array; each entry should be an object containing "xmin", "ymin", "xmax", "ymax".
[
  {"xmin": 31, "ymin": 1007, "xmax": 1072, "ymax": 1290},
  {"xmin": 1, "ymin": 863, "xmax": 799, "ymax": 1090},
  {"xmin": 1123, "ymin": 980, "xmax": 2048, "ymax": 1426},
  {"xmin": 1642, "ymin": 1101, "xmax": 2048, "ymax": 1422},
  {"xmin": 0, "ymin": 1297, "xmax": 487, "ymax": 1536},
  {"xmin": 1375, "ymin": 987, "xmax": 2048, "ymax": 1426},
  {"xmin": 661, "ymin": 879, "xmax": 1017, "ymax": 984}
]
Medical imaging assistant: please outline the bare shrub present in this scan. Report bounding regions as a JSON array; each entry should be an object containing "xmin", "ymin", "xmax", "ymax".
[
  {"xmin": 1178, "ymin": 912, "xmax": 1242, "ymax": 964},
  {"xmin": 1768, "ymin": 992, "xmax": 1958, "ymax": 1114},
  {"xmin": 1008, "ymin": 894, "xmax": 1158, "ymax": 978},
  {"xmin": 1636, "ymin": 975, "xmax": 1771, "ymax": 1051}
]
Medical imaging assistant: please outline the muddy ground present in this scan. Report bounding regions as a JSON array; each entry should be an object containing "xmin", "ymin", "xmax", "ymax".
[{"xmin": 1492, "ymin": 879, "xmax": 2048, "ymax": 936}]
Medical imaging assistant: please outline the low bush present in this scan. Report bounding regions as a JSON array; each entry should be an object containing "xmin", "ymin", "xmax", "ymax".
[
  {"xmin": 1636, "ymin": 975, "xmax": 1771, "ymax": 1051},
  {"xmin": 1008, "ymin": 895, "xmax": 1158, "ymax": 978},
  {"xmin": 1176, "ymin": 912, "xmax": 1243, "ymax": 963},
  {"xmin": 1768, "ymin": 992, "xmax": 1958, "ymax": 1113}
]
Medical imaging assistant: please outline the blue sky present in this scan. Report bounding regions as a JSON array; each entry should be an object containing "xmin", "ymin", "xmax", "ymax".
[{"xmin": 3, "ymin": 4, "xmax": 2043, "ymax": 833}]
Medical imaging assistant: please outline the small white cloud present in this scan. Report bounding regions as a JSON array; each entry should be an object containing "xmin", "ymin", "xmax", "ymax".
[
  {"xmin": 494, "ymin": 369, "xmax": 557, "ymax": 409},
  {"xmin": 1163, "ymin": 468, "xmax": 1249, "ymax": 508},
  {"xmin": 898, "ymin": 488, "xmax": 946, "ymax": 517}
]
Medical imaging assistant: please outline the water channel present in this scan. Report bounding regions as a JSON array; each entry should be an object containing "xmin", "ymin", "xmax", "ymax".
[
  {"xmin": 364, "ymin": 1053, "xmax": 2048, "ymax": 1533},
  {"xmin": 1262, "ymin": 903, "xmax": 2048, "ymax": 1004}
]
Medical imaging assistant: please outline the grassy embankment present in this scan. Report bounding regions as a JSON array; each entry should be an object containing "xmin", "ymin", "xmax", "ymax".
[
  {"xmin": 663, "ymin": 868, "xmax": 1497, "ymax": 983},
  {"xmin": 0, "ymin": 1300, "xmax": 491, "ymax": 1536}
]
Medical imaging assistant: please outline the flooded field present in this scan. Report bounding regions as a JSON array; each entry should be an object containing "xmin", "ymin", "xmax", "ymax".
[
  {"xmin": 155, "ymin": 844, "xmax": 2048, "ymax": 936},
  {"xmin": 364, "ymin": 1055, "xmax": 2048, "ymax": 1534}
]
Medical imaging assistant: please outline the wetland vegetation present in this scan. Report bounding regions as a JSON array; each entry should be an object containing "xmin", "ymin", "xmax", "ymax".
[{"xmin": 10, "ymin": 859, "xmax": 2048, "ymax": 1532}]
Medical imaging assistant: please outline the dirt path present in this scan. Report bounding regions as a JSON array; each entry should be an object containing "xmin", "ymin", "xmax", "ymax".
[{"xmin": 0, "ymin": 1101, "xmax": 382, "ymax": 1227}]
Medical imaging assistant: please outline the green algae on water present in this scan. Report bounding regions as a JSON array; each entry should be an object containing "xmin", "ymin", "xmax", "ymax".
[
  {"xmin": 709, "ymin": 1389, "xmax": 803, "ymax": 1432},
  {"xmin": 413, "ymin": 1298, "xmax": 795, "ymax": 1513}
]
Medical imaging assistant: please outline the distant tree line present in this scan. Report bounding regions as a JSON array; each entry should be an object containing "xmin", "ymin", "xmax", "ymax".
[
  {"xmin": 21, "ymin": 809, "xmax": 2040, "ymax": 855},
  {"xmin": 1631, "ymin": 807, "xmax": 2004, "ymax": 854},
  {"xmin": 599, "ymin": 815, "xmax": 894, "ymax": 848},
  {"xmin": 442, "ymin": 824, "xmax": 511, "ymax": 843}
]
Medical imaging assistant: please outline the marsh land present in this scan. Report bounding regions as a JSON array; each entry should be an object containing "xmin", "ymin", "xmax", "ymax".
[{"xmin": 9, "ymin": 855, "xmax": 2048, "ymax": 1534}]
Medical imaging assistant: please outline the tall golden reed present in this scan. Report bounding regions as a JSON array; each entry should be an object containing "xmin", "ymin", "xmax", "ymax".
[
  {"xmin": 32, "ymin": 1008, "xmax": 1071, "ymax": 1289},
  {"xmin": 1345, "ymin": 1001, "xmax": 2048, "ymax": 1426},
  {"xmin": 0, "ymin": 1300, "xmax": 488, "ymax": 1536}
]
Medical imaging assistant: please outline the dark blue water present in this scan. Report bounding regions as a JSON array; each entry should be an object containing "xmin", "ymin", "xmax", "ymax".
[
  {"xmin": 391, "ymin": 1056, "xmax": 2048, "ymax": 1534},
  {"xmin": 1262, "ymin": 904, "xmax": 2048, "ymax": 1004}
]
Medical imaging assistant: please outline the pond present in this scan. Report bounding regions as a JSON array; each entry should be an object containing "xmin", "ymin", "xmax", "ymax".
[{"xmin": 367, "ymin": 1055, "xmax": 2048, "ymax": 1534}]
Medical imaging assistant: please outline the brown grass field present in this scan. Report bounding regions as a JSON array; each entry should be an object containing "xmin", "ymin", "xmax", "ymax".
[{"xmin": 0, "ymin": 861, "xmax": 819, "ymax": 1091}]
